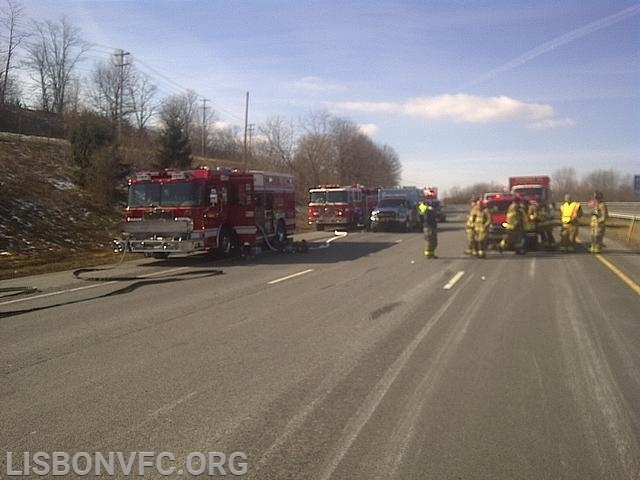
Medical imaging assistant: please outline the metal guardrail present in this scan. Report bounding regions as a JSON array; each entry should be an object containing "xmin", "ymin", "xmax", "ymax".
[{"xmin": 580, "ymin": 202, "xmax": 640, "ymax": 221}]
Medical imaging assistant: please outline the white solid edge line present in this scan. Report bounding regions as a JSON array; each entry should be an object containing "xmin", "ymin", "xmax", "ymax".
[
  {"xmin": 267, "ymin": 268, "xmax": 314, "ymax": 285},
  {"xmin": 443, "ymin": 271, "xmax": 465, "ymax": 290}
]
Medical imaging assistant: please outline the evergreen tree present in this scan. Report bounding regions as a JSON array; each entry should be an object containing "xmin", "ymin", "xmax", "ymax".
[{"xmin": 157, "ymin": 107, "xmax": 192, "ymax": 168}]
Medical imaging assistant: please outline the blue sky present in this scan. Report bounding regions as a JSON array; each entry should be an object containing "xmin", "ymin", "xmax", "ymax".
[{"xmin": 19, "ymin": 0, "xmax": 640, "ymax": 194}]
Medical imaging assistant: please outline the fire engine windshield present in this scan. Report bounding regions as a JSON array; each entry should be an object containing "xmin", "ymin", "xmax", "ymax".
[
  {"xmin": 309, "ymin": 191, "xmax": 327, "ymax": 204},
  {"xmin": 512, "ymin": 187, "xmax": 543, "ymax": 198},
  {"xmin": 326, "ymin": 191, "xmax": 348, "ymax": 203},
  {"xmin": 128, "ymin": 181, "xmax": 204, "ymax": 207},
  {"xmin": 486, "ymin": 199, "xmax": 513, "ymax": 213}
]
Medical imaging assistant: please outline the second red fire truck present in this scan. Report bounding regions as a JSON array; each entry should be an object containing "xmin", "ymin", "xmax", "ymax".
[
  {"xmin": 114, "ymin": 167, "xmax": 296, "ymax": 258},
  {"xmin": 308, "ymin": 184, "xmax": 378, "ymax": 231}
]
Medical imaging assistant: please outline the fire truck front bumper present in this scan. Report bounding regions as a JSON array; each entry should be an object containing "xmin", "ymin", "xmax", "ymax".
[
  {"xmin": 309, "ymin": 215, "xmax": 350, "ymax": 226},
  {"xmin": 113, "ymin": 219, "xmax": 204, "ymax": 254},
  {"xmin": 114, "ymin": 238, "xmax": 205, "ymax": 254}
]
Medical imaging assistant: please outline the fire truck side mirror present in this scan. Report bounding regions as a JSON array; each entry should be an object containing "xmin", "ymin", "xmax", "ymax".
[{"xmin": 209, "ymin": 188, "xmax": 219, "ymax": 207}]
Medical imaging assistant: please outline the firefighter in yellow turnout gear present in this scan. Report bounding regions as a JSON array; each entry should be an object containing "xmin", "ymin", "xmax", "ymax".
[
  {"xmin": 526, "ymin": 201, "xmax": 540, "ymax": 251},
  {"xmin": 537, "ymin": 202, "xmax": 556, "ymax": 248},
  {"xmin": 500, "ymin": 200, "xmax": 525, "ymax": 254},
  {"xmin": 473, "ymin": 201, "xmax": 491, "ymax": 258},
  {"xmin": 559, "ymin": 193, "xmax": 582, "ymax": 252},
  {"xmin": 589, "ymin": 191, "xmax": 608, "ymax": 253},
  {"xmin": 464, "ymin": 197, "xmax": 480, "ymax": 255}
]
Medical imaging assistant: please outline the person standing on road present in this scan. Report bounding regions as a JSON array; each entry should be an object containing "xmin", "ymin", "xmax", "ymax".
[
  {"xmin": 473, "ymin": 201, "xmax": 491, "ymax": 258},
  {"xmin": 559, "ymin": 193, "xmax": 582, "ymax": 252},
  {"xmin": 538, "ymin": 202, "xmax": 556, "ymax": 249},
  {"xmin": 500, "ymin": 199, "xmax": 525, "ymax": 254},
  {"xmin": 420, "ymin": 201, "xmax": 438, "ymax": 258},
  {"xmin": 465, "ymin": 197, "xmax": 480, "ymax": 255},
  {"xmin": 417, "ymin": 200, "xmax": 427, "ymax": 225},
  {"xmin": 526, "ymin": 200, "xmax": 540, "ymax": 251},
  {"xmin": 589, "ymin": 191, "xmax": 608, "ymax": 254}
]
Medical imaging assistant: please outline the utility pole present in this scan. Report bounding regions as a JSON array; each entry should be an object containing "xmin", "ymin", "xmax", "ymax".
[
  {"xmin": 201, "ymin": 98, "xmax": 209, "ymax": 158},
  {"xmin": 248, "ymin": 123, "xmax": 255, "ymax": 151},
  {"xmin": 114, "ymin": 49, "xmax": 130, "ymax": 144},
  {"xmin": 243, "ymin": 91, "xmax": 249, "ymax": 170}
]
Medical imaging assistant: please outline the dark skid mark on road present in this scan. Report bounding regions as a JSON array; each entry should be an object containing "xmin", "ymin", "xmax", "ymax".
[
  {"xmin": 0, "ymin": 269, "xmax": 223, "ymax": 319},
  {"xmin": 0, "ymin": 286, "xmax": 41, "ymax": 299},
  {"xmin": 370, "ymin": 301, "xmax": 402, "ymax": 321}
]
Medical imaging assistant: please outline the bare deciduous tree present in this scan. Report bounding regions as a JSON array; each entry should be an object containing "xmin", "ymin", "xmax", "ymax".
[
  {"xmin": 258, "ymin": 115, "xmax": 297, "ymax": 171},
  {"xmin": 294, "ymin": 133, "xmax": 337, "ymax": 186},
  {"xmin": 552, "ymin": 167, "xmax": 579, "ymax": 199},
  {"xmin": 24, "ymin": 16, "xmax": 90, "ymax": 114},
  {"xmin": 0, "ymin": 0, "xmax": 28, "ymax": 104},
  {"xmin": 89, "ymin": 55, "xmax": 158, "ymax": 136},
  {"xmin": 127, "ymin": 69, "xmax": 157, "ymax": 133},
  {"xmin": 209, "ymin": 123, "xmax": 242, "ymax": 160},
  {"xmin": 258, "ymin": 111, "xmax": 403, "ymax": 200},
  {"xmin": 88, "ymin": 57, "xmax": 123, "ymax": 122}
]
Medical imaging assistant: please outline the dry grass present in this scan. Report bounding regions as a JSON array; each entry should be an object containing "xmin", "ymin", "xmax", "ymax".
[
  {"xmin": 1, "ymin": 133, "xmax": 122, "ymax": 280},
  {"xmin": 601, "ymin": 218, "xmax": 640, "ymax": 250}
]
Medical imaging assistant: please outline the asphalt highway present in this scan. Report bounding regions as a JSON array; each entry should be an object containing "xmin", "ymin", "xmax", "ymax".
[{"xmin": 1, "ymin": 222, "xmax": 639, "ymax": 479}]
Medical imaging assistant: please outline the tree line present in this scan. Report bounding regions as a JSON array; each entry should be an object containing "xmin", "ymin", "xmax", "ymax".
[{"xmin": 0, "ymin": 0, "xmax": 401, "ymax": 205}]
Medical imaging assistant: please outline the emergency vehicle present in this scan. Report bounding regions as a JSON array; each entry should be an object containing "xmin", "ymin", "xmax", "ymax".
[
  {"xmin": 482, "ymin": 193, "xmax": 517, "ymax": 247},
  {"xmin": 370, "ymin": 187, "xmax": 422, "ymax": 232},
  {"xmin": 509, "ymin": 176, "xmax": 551, "ymax": 204},
  {"xmin": 308, "ymin": 184, "xmax": 378, "ymax": 230},
  {"xmin": 114, "ymin": 167, "xmax": 296, "ymax": 258}
]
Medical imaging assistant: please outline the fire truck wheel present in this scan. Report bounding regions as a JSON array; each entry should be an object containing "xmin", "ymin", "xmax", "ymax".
[
  {"xmin": 275, "ymin": 220, "xmax": 287, "ymax": 246},
  {"xmin": 218, "ymin": 228, "xmax": 236, "ymax": 257}
]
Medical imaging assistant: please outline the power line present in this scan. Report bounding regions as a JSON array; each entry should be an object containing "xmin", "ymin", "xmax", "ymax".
[{"xmin": 130, "ymin": 55, "xmax": 246, "ymax": 124}]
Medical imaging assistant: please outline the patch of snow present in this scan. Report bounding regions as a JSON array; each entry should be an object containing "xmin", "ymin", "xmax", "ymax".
[{"xmin": 50, "ymin": 178, "xmax": 76, "ymax": 190}]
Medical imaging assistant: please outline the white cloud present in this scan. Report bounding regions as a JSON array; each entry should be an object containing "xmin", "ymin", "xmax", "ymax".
[
  {"xmin": 338, "ymin": 94, "xmax": 550, "ymax": 122},
  {"xmin": 335, "ymin": 94, "xmax": 573, "ymax": 127},
  {"xmin": 358, "ymin": 123, "xmax": 379, "ymax": 135},
  {"xmin": 527, "ymin": 117, "xmax": 576, "ymax": 130},
  {"xmin": 212, "ymin": 121, "xmax": 233, "ymax": 130},
  {"xmin": 292, "ymin": 76, "xmax": 345, "ymax": 93},
  {"xmin": 337, "ymin": 101, "xmax": 400, "ymax": 113}
]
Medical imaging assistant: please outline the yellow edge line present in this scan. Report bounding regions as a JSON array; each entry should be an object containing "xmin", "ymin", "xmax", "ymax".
[{"xmin": 595, "ymin": 254, "xmax": 640, "ymax": 296}]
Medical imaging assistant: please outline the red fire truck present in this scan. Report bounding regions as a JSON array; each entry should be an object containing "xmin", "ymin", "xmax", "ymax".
[
  {"xmin": 509, "ymin": 176, "xmax": 551, "ymax": 204},
  {"xmin": 308, "ymin": 184, "xmax": 378, "ymax": 231},
  {"xmin": 114, "ymin": 167, "xmax": 296, "ymax": 258}
]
